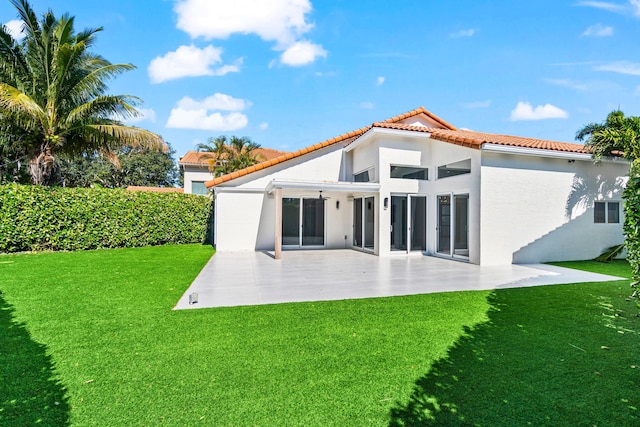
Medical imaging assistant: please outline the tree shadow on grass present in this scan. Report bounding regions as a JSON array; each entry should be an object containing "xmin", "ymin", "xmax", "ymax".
[
  {"xmin": 0, "ymin": 293, "xmax": 70, "ymax": 426},
  {"xmin": 389, "ymin": 287, "xmax": 640, "ymax": 427}
]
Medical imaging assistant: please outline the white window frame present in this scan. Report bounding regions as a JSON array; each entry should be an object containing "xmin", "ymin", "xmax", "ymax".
[{"xmin": 594, "ymin": 201, "xmax": 621, "ymax": 224}]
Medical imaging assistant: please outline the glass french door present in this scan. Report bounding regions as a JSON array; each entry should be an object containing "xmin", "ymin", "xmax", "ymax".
[
  {"xmin": 353, "ymin": 197, "xmax": 375, "ymax": 250},
  {"xmin": 282, "ymin": 197, "xmax": 325, "ymax": 247},
  {"xmin": 391, "ymin": 195, "xmax": 427, "ymax": 252},
  {"xmin": 437, "ymin": 194, "xmax": 468, "ymax": 258}
]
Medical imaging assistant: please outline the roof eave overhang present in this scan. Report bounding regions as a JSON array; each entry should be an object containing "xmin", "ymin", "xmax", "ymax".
[
  {"xmin": 344, "ymin": 127, "xmax": 429, "ymax": 153},
  {"xmin": 480, "ymin": 143, "xmax": 628, "ymax": 163},
  {"xmin": 265, "ymin": 179, "xmax": 380, "ymax": 194}
]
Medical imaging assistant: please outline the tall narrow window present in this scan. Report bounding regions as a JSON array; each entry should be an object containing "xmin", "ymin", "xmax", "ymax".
[{"xmin": 607, "ymin": 202, "xmax": 620, "ymax": 223}]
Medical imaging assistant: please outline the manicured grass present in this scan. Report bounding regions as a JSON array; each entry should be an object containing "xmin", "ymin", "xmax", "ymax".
[{"xmin": 1, "ymin": 246, "xmax": 638, "ymax": 426}]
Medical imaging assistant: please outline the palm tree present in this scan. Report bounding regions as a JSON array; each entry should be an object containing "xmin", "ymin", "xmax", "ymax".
[
  {"xmin": 577, "ymin": 110, "xmax": 640, "ymax": 304},
  {"xmin": 0, "ymin": 0, "xmax": 165, "ymax": 185},
  {"xmin": 196, "ymin": 135, "xmax": 262, "ymax": 177},
  {"xmin": 576, "ymin": 110, "xmax": 640, "ymax": 162}
]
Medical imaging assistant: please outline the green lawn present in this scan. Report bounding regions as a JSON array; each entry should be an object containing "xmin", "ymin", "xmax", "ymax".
[{"xmin": 1, "ymin": 246, "xmax": 638, "ymax": 426}]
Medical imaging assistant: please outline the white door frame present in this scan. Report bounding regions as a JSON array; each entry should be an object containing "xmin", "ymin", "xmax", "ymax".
[
  {"xmin": 436, "ymin": 192, "xmax": 469, "ymax": 260},
  {"xmin": 282, "ymin": 196, "xmax": 327, "ymax": 248}
]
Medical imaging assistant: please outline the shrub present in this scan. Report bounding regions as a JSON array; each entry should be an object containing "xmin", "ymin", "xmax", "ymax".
[
  {"xmin": 623, "ymin": 161, "xmax": 640, "ymax": 307},
  {"xmin": 0, "ymin": 184, "xmax": 212, "ymax": 253}
]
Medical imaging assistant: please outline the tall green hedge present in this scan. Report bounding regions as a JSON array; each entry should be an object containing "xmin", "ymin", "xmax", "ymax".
[
  {"xmin": 0, "ymin": 184, "xmax": 212, "ymax": 253},
  {"xmin": 623, "ymin": 161, "xmax": 640, "ymax": 306}
]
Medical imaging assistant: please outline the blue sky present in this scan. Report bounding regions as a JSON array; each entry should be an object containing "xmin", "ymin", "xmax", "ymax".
[{"xmin": 3, "ymin": 0, "xmax": 640, "ymax": 158}]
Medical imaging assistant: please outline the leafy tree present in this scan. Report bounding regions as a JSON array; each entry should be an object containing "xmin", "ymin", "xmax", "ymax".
[
  {"xmin": 196, "ymin": 135, "xmax": 263, "ymax": 176},
  {"xmin": 58, "ymin": 144, "xmax": 178, "ymax": 188},
  {"xmin": 577, "ymin": 110, "xmax": 640, "ymax": 308},
  {"xmin": 0, "ymin": 0, "xmax": 165, "ymax": 186}
]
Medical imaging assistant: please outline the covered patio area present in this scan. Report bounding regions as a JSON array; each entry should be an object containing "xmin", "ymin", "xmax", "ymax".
[{"xmin": 175, "ymin": 250, "xmax": 625, "ymax": 309}]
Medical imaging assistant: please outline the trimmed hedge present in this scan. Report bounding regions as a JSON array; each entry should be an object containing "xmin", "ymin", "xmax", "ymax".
[
  {"xmin": 0, "ymin": 184, "xmax": 212, "ymax": 253},
  {"xmin": 623, "ymin": 161, "xmax": 640, "ymax": 304}
]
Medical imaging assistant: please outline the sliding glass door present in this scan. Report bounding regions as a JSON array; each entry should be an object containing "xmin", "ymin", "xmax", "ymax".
[
  {"xmin": 391, "ymin": 195, "xmax": 427, "ymax": 252},
  {"xmin": 353, "ymin": 197, "xmax": 375, "ymax": 250},
  {"xmin": 282, "ymin": 197, "xmax": 325, "ymax": 247},
  {"xmin": 437, "ymin": 193, "xmax": 468, "ymax": 258}
]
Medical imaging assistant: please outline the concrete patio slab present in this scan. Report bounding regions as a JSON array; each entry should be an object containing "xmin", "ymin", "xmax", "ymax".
[{"xmin": 174, "ymin": 250, "xmax": 627, "ymax": 310}]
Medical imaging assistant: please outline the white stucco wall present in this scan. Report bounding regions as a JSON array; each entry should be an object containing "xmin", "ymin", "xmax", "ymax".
[
  {"xmin": 214, "ymin": 191, "xmax": 266, "ymax": 251},
  {"xmin": 479, "ymin": 153, "xmax": 628, "ymax": 265},
  {"xmin": 229, "ymin": 145, "xmax": 345, "ymax": 189},
  {"xmin": 183, "ymin": 167, "xmax": 212, "ymax": 194},
  {"xmin": 371, "ymin": 136, "xmax": 481, "ymax": 262},
  {"xmin": 213, "ymin": 144, "xmax": 350, "ymax": 252}
]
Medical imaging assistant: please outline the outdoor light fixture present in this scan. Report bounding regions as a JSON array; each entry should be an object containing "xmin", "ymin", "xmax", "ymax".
[
  {"xmin": 189, "ymin": 292, "xmax": 199, "ymax": 305},
  {"xmin": 384, "ymin": 197, "xmax": 389, "ymax": 209},
  {"xmin": 336, "ymin": 200, "xmax": 340, "ymax": 209}
]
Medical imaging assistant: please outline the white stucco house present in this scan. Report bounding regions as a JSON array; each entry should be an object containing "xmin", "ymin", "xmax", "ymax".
[
  {"xmin": 205, "ymin": 107, "xmax": 628, "ymax": 266},
  {"xmin": 179, "ymin": 148, "xmax": 287, "ymax": 195}
]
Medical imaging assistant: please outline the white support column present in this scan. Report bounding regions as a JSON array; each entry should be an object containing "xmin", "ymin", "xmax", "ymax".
[{"xmin": 275, "ymin": 187, "xmax": 282, "ymax": 260}]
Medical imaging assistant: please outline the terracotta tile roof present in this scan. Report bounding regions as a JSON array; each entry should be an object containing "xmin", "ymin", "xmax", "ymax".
[
  {"xmin": 205, "ymin": 106, "xmax": 450, "ymax": 188},
  {"xmin": 180, "ymin": 147, "xmax": 288, "ymax": 166},
  {"xmin": 369, "ymin": 122, "xmax": 588, "ymax": 153},
  {"xmin": 424, "ymin": 128, "xmax": 588, "ymax": 153},
  {"xmin": 383, "ymin": 107, "xmax": 458, "ymax": 130},
  {"xmin": 126, "ymin": 186, "xmax": 184, "ymax": 193}
]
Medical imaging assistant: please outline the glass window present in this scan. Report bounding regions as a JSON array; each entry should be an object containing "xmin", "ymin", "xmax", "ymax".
[
  {"xmin": 594, "ymin": 201, "xmax": 619, "ymax": 223},
  {"xmin": 390, "ymin": 165, "xmax": 428, "ymax": 180},
  {"xmin": 608, "ymin": 202, "xmax": 620, "ymax": 223},
  {"xmin": 191, "ymin": 181, "xmax": 208, "ymax": 195},
  {"xmin": 437, "ymin": 159, "xmax": 471, "ymax": 179},
  {"xmin": 354, "ymin": 170, "xmax": 370, "ymax": 182}
]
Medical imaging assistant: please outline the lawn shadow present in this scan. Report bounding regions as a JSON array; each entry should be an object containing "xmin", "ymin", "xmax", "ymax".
[
  {"xmin": 388, "ymin": 287, "xmax": 640, "ymax": 427},
  {"xmin": 0, "ymin": 292, "xmax": 70, "ymax": 426}
]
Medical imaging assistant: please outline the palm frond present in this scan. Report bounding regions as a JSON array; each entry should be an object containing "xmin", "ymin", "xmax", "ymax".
[
  {"xmin": 0, "ymin": 83, "xmax": 46, "ymax": 124},
  {"xmin": 594, "ymin": 243, "xmax": 625, "ymax": 263},
  {"xmin": 85, "ymin": 124, "xmax": 167, "ymax": 152},
  {"xmin": 63, "ymin": 95, "xmax": 142, "ymax": 127}
]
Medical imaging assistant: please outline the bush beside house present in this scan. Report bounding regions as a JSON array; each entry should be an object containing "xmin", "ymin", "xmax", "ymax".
[{"xmin": 0, "ymin": 184, "xmax": 211, "ymax": 253}]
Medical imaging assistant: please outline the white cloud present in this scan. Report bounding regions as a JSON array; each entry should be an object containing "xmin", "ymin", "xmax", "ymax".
[
  {"xmin": 174, "ymin": 0, "xmax": 326, "ymax": 66},
  {"xmin": 359, "ymin": 102, "xmax": 375, "ymax": 109},
  {"xmin": 177, "ymin": 93, "xmax": 250, "ymax": 111},
  {"xmin": 576, "ymin": 1, "xmax": 626, "ymax": 13},
  {"xmin": 376, "ymin": 76, "xmax": 385, "ymax": 86},
  {"xmin": 578, "ymin": 1, "xmax": 640, "ymax": 16},
  {"xmin": 127, "ymin": 108, "xmax": 157, "ymax": 124},
  {"xmin": 4, "ymin": 19, "xmax": 24, "ymax": 40},
  {"xmin": 582, "ymin": 23, "xmax": 613, "ymax": 36},
  {"xmin": 450, "ymin": 28, "xmax": 475, "ymax": 38},
  {"xmin": 166, "ymin": 93, "xmax": 250, "ymax": 131},
  {"xmin": 462, "ymin": 100, "xmax": 491, "ymax": 109},
  {"xmin": 596, "ymin": 61, "xmax": 640, "ymax": 75},
  {"xmin": 148, "ymin": 45, "xmax": 240, "ymax": 83},
  {"xmin": 509, "ymin": 102, "xmax": 569, "ymax": 121},
  {"xmin": 280, "ymin": 40, "xmax": 327, "ymax": 66},
  {"xmin": 259, "ymin": 122, "xmax": 269, "ymax": 130},
  {"xmin": 175, "ymin": 0, "xmax": 312, "ymax": 44}
]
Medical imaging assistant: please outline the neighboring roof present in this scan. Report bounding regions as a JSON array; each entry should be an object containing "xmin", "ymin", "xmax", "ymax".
[
  {"xmin": 180, "ymin": 147, "xmax": 288, "ymax": 166},
  {"xmin": 126, "ymin": 186, "xmax": 184, "ymax": 193},
  {"xmin": 372, "ymin": 123, "xmax": 589, "ymax": 153},
  {"xmin": 206, "ymin": 106, "xmax": 452, "ymax": 188}
]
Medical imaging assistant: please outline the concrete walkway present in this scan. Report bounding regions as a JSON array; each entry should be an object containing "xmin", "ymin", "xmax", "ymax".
[{"xmin": 175, "ymin": 250, "xmax": 626, "ymax": 309}]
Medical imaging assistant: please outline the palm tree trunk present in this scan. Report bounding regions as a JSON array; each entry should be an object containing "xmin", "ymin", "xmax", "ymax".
[{"xmin": 29, "ymin": 144, "xmax": 59, "ymax": 185}]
